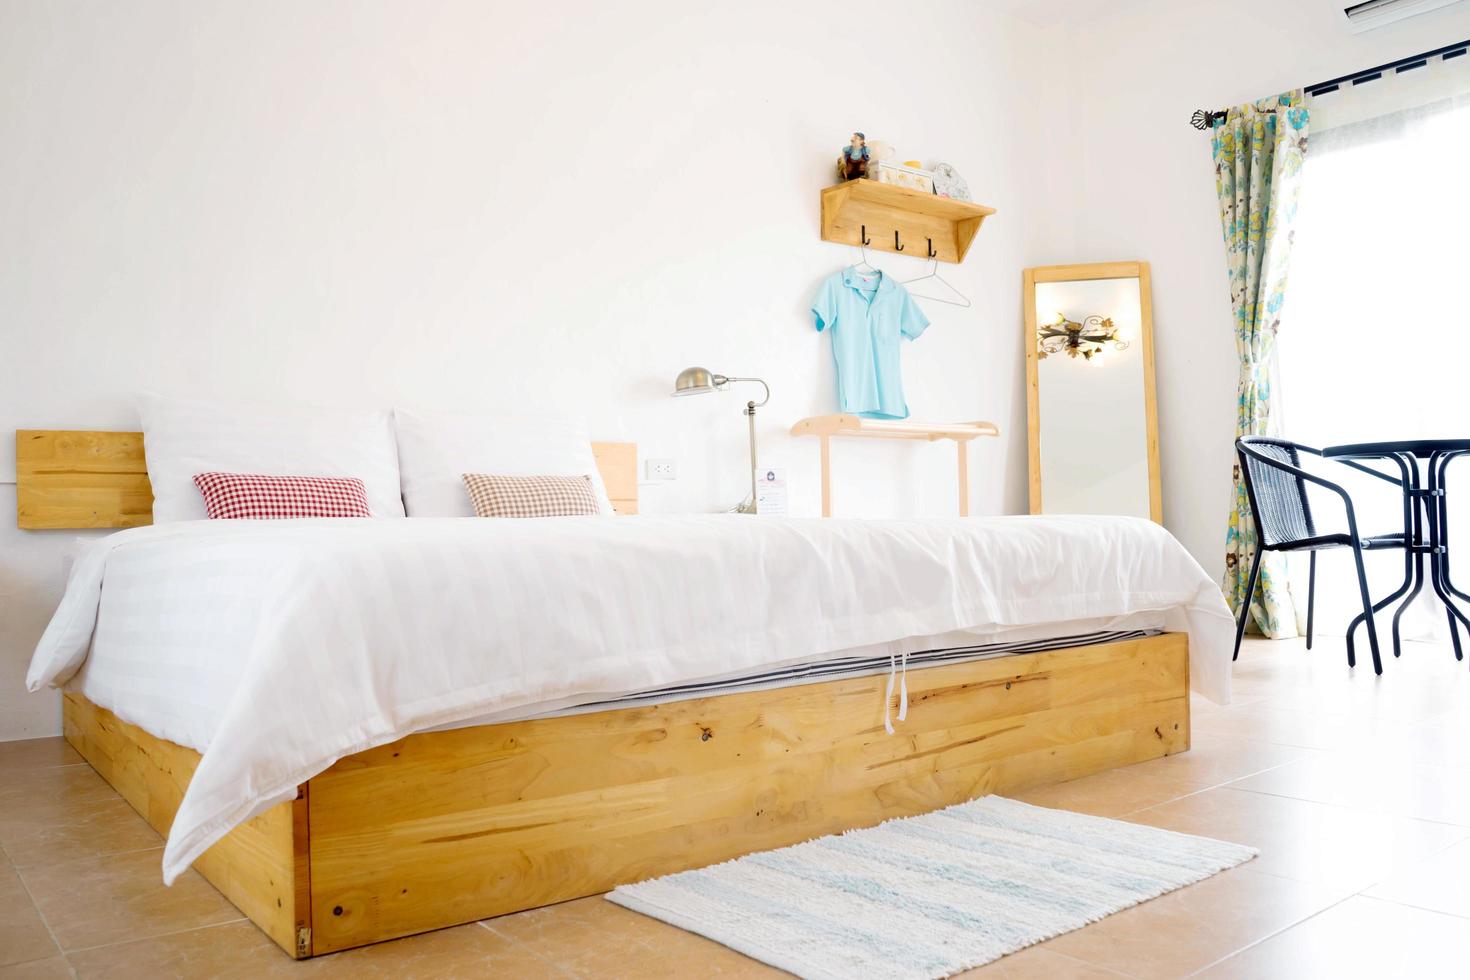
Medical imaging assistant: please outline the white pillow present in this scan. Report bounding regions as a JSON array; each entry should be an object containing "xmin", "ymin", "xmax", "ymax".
[
  {"xmin": 139, "ymin": 393, "xmax": 405, "ymax": 522},
  {"xmin": 393, "ymin": 408, "xmax": 613, "ymax": 517}
]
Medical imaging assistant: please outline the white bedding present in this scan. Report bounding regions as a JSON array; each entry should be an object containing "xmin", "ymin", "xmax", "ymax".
[{"xmin": 28, "ymin": 514, "xmax": 1233, "ymax": 884}]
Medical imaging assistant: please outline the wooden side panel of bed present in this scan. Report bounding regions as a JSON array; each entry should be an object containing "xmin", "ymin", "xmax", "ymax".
[
  {"xmin": 60, "ymin": 633, "xmax": 1187, "ymax": 958},
  {"xmin": 306, "ymin": 633, "xmax": 1188, "ymax": 954},
  {"xmin": 16, "ymin": 430, "xmax": 640, "ymax": 527},
  {"xmin": 61, "ymin": 692, "xmax": 311, "ymax": 957}
]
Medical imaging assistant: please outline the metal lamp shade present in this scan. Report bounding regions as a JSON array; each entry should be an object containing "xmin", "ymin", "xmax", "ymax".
[{"xmin": 672, "ymin": 366, "xmax": 724, "ymax": 397}]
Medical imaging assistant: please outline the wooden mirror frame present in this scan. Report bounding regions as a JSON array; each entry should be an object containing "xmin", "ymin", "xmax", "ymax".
[{"xmin": 1023, "ymin": 261, "xmax": 1162, "ymax": 524}]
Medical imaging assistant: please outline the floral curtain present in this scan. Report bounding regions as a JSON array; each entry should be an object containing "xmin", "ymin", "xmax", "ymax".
[{"xmin": 1214, "ymin": 90, "xmax": 1309, "ymax": 637}]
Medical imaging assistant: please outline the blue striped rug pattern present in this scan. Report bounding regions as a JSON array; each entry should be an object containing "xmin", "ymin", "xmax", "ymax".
[{"xmin": 608, "ymin": 795, "xmax": 1257, "ymax": 980}]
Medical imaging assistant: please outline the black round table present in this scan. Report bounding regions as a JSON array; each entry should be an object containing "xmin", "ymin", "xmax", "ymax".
[
  {"xmin": 1325, "ymin": 438, "xmax": 1470, "ymax": 460},
  {"xmin": 1323, "ymin": 438, "xmax": 1470, "ymax": 662}
]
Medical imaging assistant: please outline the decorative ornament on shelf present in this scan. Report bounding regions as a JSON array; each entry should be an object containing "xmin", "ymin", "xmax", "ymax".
[
  {"xmin": 837, "ymin": 132, "xmax": 871, "ymax": 181},
  {"xmin": 931, "ymin": 162, "xmax": 971, "ymax": 202},
  {"xmin": 1037, "ymin": 313, "xmax": 1129, "ymax": 361},
  {"xmin": 876, "ymin": 159, "xmax": 935, "ymax": 193}
]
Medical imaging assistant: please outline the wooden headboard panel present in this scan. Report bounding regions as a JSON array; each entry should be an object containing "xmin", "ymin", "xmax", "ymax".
[{"xmin": 15, "ymin": 430, "xmax": 639, "ymax": 529}]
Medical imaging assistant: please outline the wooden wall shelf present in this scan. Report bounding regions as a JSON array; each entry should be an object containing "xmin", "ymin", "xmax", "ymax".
[
  {"xmin": 790, "ymin": 415, "xmax": 1000, "ymax": 516},
  {"xmin": 820, "ymin": 180, "xmax": 996, "ymax": 264}
]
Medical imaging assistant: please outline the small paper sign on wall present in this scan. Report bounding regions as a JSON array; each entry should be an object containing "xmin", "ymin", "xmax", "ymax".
[{"xmin": 756, "ymin": 468, "xmax": 787, "ymax": 516}]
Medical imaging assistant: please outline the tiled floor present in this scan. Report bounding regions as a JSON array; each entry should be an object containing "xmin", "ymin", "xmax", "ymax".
[{"xmin": 4, "ymin": 635, "xmax": 1470, "ymax": 978}]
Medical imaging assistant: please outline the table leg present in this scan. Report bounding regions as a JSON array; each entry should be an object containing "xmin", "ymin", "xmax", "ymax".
[
  {"xmin": 820, "ymin": 436, "xmax": 831, "ymax": 518},
  {"xmin": 1388, "ymin": 453, "xmax": 1419, "ymax": 658},
  {"xmin": 1383, "ymin": 550, "xmax": 1425, "ymax": 663},
  {"xmin": 1381, "ymin": 458, "xmax": 1428, "ymax": 658},
  {"xmin": 1424, "ymin": 452, "xmax": 1470, "ymax": 661},
  {"xmin": 1432, "ymin": 452, "xmax": 1465, "ymax": 661},
  {"xmin": 957, "ymin": 441, "xmax": 969, "ymax": 518},
  {"xmin": 1435, "ymin": 452, "xmax": 1470, "ymax": 602},
  {"xmin": 1349, "ymin": 453, "xmax": 1418, "ymax": 662}
]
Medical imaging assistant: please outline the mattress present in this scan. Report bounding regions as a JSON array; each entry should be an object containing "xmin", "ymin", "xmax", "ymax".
[{"xmin": 28, "ymin": 514, "xmax": 1234, "ymax": 882}]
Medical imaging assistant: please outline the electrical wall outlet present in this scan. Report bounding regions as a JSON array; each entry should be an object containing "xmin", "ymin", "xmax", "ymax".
[{"xmin": 645, "ymin": 458, "xmax": 677, "ymax": 481}]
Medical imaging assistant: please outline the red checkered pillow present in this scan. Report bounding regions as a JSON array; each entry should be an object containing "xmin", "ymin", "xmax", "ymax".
[
  {"xmin": 192, "ymin": 472, "xmax": 373, "ymax": 519},
  {"xmin": 461, "ymin": 473, "xmax": 600, "ymax": 518}
]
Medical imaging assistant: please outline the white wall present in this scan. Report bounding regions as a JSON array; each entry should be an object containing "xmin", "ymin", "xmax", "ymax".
[
  {"xmin": 1061, "ymin": 0, "xmax": 1470, "ymax": 580},
  {"xmin": 0, "ymin": 1, "xmax": 1070, "ymax": 739}
]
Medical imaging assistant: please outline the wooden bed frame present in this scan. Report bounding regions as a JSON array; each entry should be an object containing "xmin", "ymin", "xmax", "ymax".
[{"xmin": 17, "ymin": 429, "xmax": 1191, "ymax": 959}]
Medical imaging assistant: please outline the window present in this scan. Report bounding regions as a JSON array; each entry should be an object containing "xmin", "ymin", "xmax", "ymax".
[{"xmin": 1277, "ymin": 68, "xmax": 1470, "ymax": 641}]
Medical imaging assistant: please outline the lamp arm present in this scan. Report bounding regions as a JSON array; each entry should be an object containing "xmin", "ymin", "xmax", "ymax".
[{"xmin": 720, "ymin": 376, "xmax": 770, "ymax": 407}]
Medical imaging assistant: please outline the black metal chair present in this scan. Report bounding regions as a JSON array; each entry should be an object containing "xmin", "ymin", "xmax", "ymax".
[{"xmin": 1234, "ymin": 436, "xmax": 1409, "ymax": 674}]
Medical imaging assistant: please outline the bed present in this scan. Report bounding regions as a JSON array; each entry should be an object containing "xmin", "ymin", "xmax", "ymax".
[{"xmin": 17, "ymin": 429, "xmax": 1231, "ymax": 959}]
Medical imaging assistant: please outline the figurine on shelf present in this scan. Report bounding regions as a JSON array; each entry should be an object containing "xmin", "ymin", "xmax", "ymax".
[
  {"xmin": 837, "ymin": 132, "xmax": 870, "ymax": 182},
  {"xmin": 931, "ymin": 162, "xmax": 972, "ymax": 202}
]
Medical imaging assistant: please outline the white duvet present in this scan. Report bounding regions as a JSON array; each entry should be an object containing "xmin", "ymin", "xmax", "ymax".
[{"xmin": 28, "ymin": 514, "xmax": 1233, "ymax": 884}]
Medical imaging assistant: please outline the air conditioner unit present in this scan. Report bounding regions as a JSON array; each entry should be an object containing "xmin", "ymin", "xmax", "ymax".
[{"xmin": 1338, "ymin": 0, "xmax": 1467, "ymax": 33}]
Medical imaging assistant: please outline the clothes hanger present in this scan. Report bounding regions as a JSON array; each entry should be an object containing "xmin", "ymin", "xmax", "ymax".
[{"xmin": 901, "ymin": 255, "xmax": 971, "ymax": 309}]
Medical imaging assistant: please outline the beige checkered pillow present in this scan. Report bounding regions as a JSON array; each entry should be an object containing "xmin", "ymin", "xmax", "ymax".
[{"xmin": 461, "ymin": 473, "xmax": 601, "ymax": 518}]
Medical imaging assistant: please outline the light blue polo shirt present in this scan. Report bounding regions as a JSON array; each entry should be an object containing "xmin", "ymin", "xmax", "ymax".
[{"xmin": 812, "ymin": 267, "xmax": 930, "ymax": 419}]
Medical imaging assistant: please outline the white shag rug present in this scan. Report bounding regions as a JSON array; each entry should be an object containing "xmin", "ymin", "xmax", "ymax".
[{"xmin": 607, "ymin": 795, "xmax": 1257, "ymax": 980}]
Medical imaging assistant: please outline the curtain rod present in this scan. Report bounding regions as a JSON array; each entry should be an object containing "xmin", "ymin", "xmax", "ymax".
[{"xmin": 1188, "ymin": 38, "xmax": 1470, "ymax": 129}]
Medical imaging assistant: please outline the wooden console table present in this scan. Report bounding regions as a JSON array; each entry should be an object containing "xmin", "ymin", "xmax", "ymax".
[{"xmin": 789, "ymin": 415, "xmax": 1000, "ymax": 517}]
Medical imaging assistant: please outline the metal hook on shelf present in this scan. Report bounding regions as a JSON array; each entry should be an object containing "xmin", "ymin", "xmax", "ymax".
[
  {"xmin": 860, "ymin": 224, "xmax": 872, "ymax": 246},
  {"xmin": 894, "ymin": 230, "xmax": 904, "ymax": 252},
  {"xmin": 926, "ymin": 238, "xmax": 937, "ymax": 259}
]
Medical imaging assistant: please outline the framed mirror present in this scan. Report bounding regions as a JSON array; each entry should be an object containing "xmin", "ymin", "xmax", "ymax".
[{"xmin": 1023, "ymin": 261, "xmax": 1161, "ymax": 523}]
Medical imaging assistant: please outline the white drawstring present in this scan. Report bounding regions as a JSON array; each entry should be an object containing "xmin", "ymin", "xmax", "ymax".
[
  {"xmin": 883, "ymin": 651, "xmax": 912, "ymax": 735},
  {"xmin": 884, "ymin": 654, "xmax": 897, "ymax": 734},
  {"xmin": 898, "ymin": 650, "xmax": 909, "ymax": 722}
]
